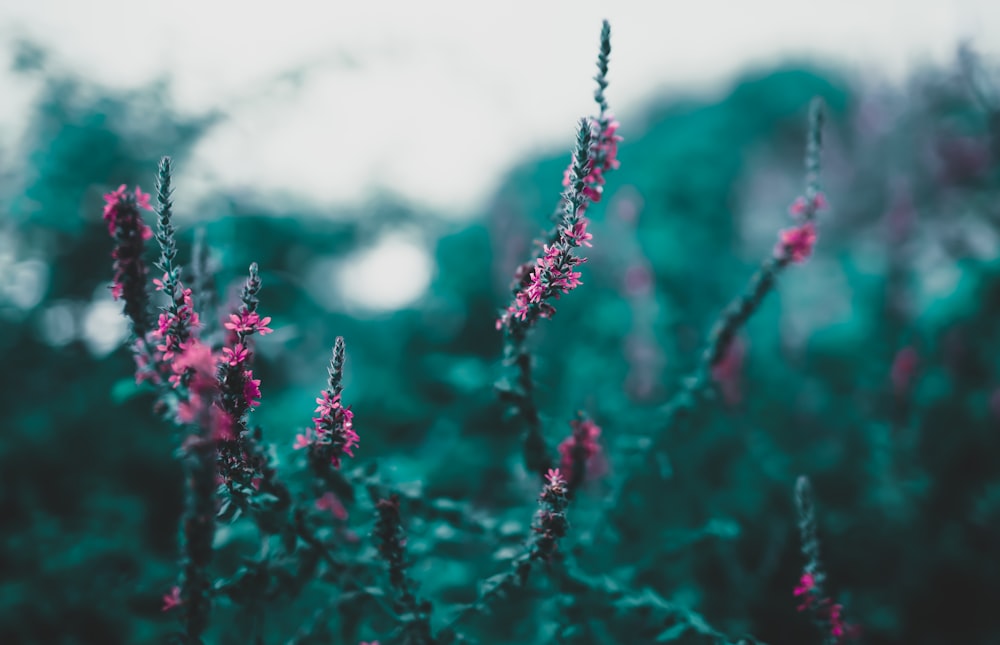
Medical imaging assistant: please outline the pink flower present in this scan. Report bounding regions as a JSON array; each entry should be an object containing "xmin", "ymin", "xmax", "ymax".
[
  {"xmin": 214, "ymin": 409, "xmax": 237, "ymax": 442},
  {"xmin": 224, "ymin": 311, "xmax": 273, "ymax": 336},
  {"xmin": 243, "ymin": 371, "xmax": 262, "ymax": 407},
  {"xmin": 557, "ymin": 416, "xmax": 606, "ymax": 484},
  {"xmin": 565, "ymin": 219, "xmax": 593, "ymax": 248},
  {"xmin": 545, "ymin": 468, "xmax": 565, "ymax": 488},
  {"xmin": 316, "ymin": 491, "xmax": 348, "ymax": 520},
  {"xmin": 794, "ymin": 572, "xmax": 816, "ymax": 598},
  {"xmin": 775, "ymin": 222, "xmax": 817, "ymax": 263},
  {"xmin": 788, "ymin": 192, "xmax": 829, "ymax": 217},
  {"xmin": 222, "ymin": 343, "xmax": 249, "ymax": 366},
  {"xmin": 162, "ymin": 586, "xmax": 182, "ymax": 612},
  {"xmin": 293, "ymin": 428, "xmax": 313, "ymax": 450}
]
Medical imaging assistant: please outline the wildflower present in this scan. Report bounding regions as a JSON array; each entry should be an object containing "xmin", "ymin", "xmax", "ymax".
[
  {"xmin": 104, "ymin": 184, "xmax": 155, "ymax": 336},
  {"xmin": 316, "ymin": 491, "xmax": 348, "ymax": 521},
  {"xmin": 775, "ymin": 222, "xmax": 818, "ymax": 264},
  {"xmin": 533, "ymin": 468, "xmax": 569, "ymax": 561},
  {"xmin": 557, "ymin": 415, "xmax": 607, "ymax": 489},
  {"xmin": 302, "ymin": 338, "xmax": 358, "ymax": 468},
  {"xmin": 788, "ymin": 192, "xmax": 829, "ymax": 217},
  {"xmin": 224, "ymin": 311, "xmax": 273, "ymax": 336},
  {"xmin": 793, "ymin": 572, "xmax": 817, "ymax": 611},
  {"xmin": 161, "ymin": 586, "xmax": 182, "ymax": 612},
  {"xmin": 243, "ymin": 371, "xmax": 262, "ymax": 408},
  {"xmin": 222, "ymin": 343, "xmax": 249, "ymax": 366}
]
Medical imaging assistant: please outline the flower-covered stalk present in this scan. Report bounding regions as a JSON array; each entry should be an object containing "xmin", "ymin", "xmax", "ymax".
[
  {"xmin": 665, "ymin": 98, "xmax": 827, "ymax": 450},
  {"xmin": 167, "ymin": 340, "xmax": 221, "ymax": 641},
  {"xmin": 216, "ymin": 264, "xmax": 274, "ymax": 495},
  {"xmin": 557, "ymin": 414, "xmax": 606, "ymax": 492},
  {"xmin": 104, "ymin": 184, "xmax": 154, "ymax": 337},
  {"xmin": 294, "ymin": 337, "xmax": 359, "ymax": 470},
  {"xmin": 373, "ymin": 495, "xmax": 435, "ymax": 645},
  {"xmin": 794, "ymin": 476, "xmax": 859, "ymax": 644},
  {"xmin": 497, "ymin": 21, "xmax": 620, "ymax": 479},
  {"xmin": 142, "ymin": 157, "xmax": 203, "ymax": 388},
  {"xmin": 439, "ymin": 469, "xmax": 572, "ymax": 640},
  {"xmin": 531, "ymin": 468, "xmax": 570, "ymax": 562}
]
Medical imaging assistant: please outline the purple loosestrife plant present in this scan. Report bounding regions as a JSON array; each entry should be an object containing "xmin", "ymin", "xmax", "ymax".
[
  {"xmin": 496, "ymin": 20, "xmax": 621, "ymax": 479},
  {"xmin": 96, "ymin": 22, "xmax": 802, "ymax": 645},
  {"xmin": 295, "ymin": 337, "xmax": 358, "ymax": 471},
  {"xmin": 104, "ymin": 184, "xmax": 154, "ymax": 338},
  {"xmin": 438, "ymin": 469, "xmax": 573, "ymax": 642},
  {"xmin": 794, "ymin": 477, "xmax": 860, "ymax": 644},
  {"xmin": 607, "ymin": 98, "xmax": 829, "ymax": 526},
  {"xmin": 373, "ymin": 495, "xmax": 435, "ymax": 645}
]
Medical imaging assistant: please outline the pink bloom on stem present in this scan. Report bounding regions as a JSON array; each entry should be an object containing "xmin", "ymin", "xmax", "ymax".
[
  {"xmin": 794, "ymin": 572, "xmax": 816, "ymax": 598},
  {"xmin": 545, "ymin": 468, "xmax": 566, "ymax": 488},
  {"xmin": 558, "ymin": 416, "xmax": 607, "ymax": 484},
  {"xmin": 788, "ymin": 192, "xmax": 829, "ymax": 217},
  {"xmin": 316, "ymin": 491, "xmax": 349, "ymax": 520},
  {"xmin": 293, "ymin": 428, "xmax": 313, "ymax": 450},
  {"xmin": 225, "ymin": 311, "xmax": 273, "ymax": 335},
  {"xmin": 243, "ymin": 371, "xmax": 262, "ymax": 407},
  {"xmin": 711, "ymin": 337, "xmax": 746, "ymax": 407},
  {"xmin": 162, "ymin": 586, "xmax": 182, "ymax": 612},
  {"xmin": 214, "ymin": 409, "xmax": 237, "ymax": 442},
  {"xmin": 566, "ymin": 219, "xmax": 593, "ymax": 248},
  {"xmin": 222, "ymin": 343, "xmax": 249, "ymax": 366},
  {"xmin": 775, "ymin": 222, "xmax": 817, "ymax": 264}
]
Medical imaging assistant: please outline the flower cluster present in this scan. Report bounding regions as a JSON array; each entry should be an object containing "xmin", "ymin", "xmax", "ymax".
[
  {"xmin": 794, "ymin": 572, "xmax": 859, "ymax": 643},
  {"xmin": 775, "ymin": 192, "xmax": 828, "ymax": 264},
  {"xmin": 795, "ymin": 476, "xmax": 859, "ymax": 644},
  {"xmin": 294, "ymin": 337, "xmax": 358, "ymax": 468},
  {"xmin": 497, "ymin": 120, "xmax": 601, "ymax": 330},
  {"xmin": 218, "ymin": 264, "xmax": 272, "ymax": 428},
  {"xmin": 557, "ymin": 414, "xmax": 606, "ymax": 490},
  {"xmin": 152, "ymin": 281, "xmax": 201, "ymax": 364},
  {"xmin": 563, "ymin": 116, "xmax": 622, "ymax": 207},
  {"xmin": 531, "ymin": 468, "xmax": 570, "ymax": 562},
  {"xmin": 104, "ymin": 184, "xmax": 154, "ymax": 336}
]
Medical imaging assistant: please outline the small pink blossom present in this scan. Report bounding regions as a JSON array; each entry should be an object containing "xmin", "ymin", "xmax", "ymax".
[
  {"xmin": 788, "ymin": 192, "xmax": 829, "ymax": 217},
  {"xmin": 222, "ymin": 343, "xmax": 249, "ymax": 366},
  {"xmin": 243, "ymin": 371, "xmax": 262, "ymax": 407},
  {"xmin": 558, "ymin": 416, "xmax": 606, "ymax": 484},
  {"xmin": 794, "ymin": 572, "xmax": 816, "ymax": 598},
  {"xmin": 545, "ymin": 468, "xmax": 566, "ymax": 488},
  {"xmin": 316, "ymin": 491, "xmax": 349, "ymax": 520},
  {"xmin": 162, "ymin": 586, "xmax": 182, "ymax": 612},
  {"xmin": 225, "ymin": 311, "xmax": 274, "ymax": 336},
  {"xmin": 293, "ymin": 428, "xmax": 313, "ymax": 450},
  {"xmin": 775, "ymin": 222, "xmax": 817, "ymax": 264}
]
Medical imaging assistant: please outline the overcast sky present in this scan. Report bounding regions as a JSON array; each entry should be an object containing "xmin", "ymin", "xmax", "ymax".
[{"xmin": 2, "ymin": 0, "xmax": 999, "ymax": 218}]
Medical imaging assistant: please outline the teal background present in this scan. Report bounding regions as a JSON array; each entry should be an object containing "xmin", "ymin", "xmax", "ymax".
[{"xmin": 2, "ymin": 42, "xmax": 1000, "ymax": 644}]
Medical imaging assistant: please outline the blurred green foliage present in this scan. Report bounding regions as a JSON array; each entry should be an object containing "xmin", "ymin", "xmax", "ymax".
[{"xmin": 2, "ymin": 40, "xmax": 1000, "ymax": 645}]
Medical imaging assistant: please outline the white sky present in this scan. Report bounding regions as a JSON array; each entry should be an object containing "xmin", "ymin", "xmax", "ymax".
[{"xmin": 1, "ymin": 0, "xmax": 999, "ymax": 218}]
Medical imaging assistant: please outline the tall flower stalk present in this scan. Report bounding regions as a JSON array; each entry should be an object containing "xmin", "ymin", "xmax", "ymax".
[
  {"xmin": 794, "ymin": 476, "xmax": 859, "ymax": 644},
  {"xmin": 497, "ymin": 20, "xmax": 621, "ymax": 478}
]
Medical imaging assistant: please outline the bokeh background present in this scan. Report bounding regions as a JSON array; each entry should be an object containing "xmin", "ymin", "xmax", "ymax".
[{"xmin": 3, "ymin": 2, "xmax": 1000, "ymax": 644}]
